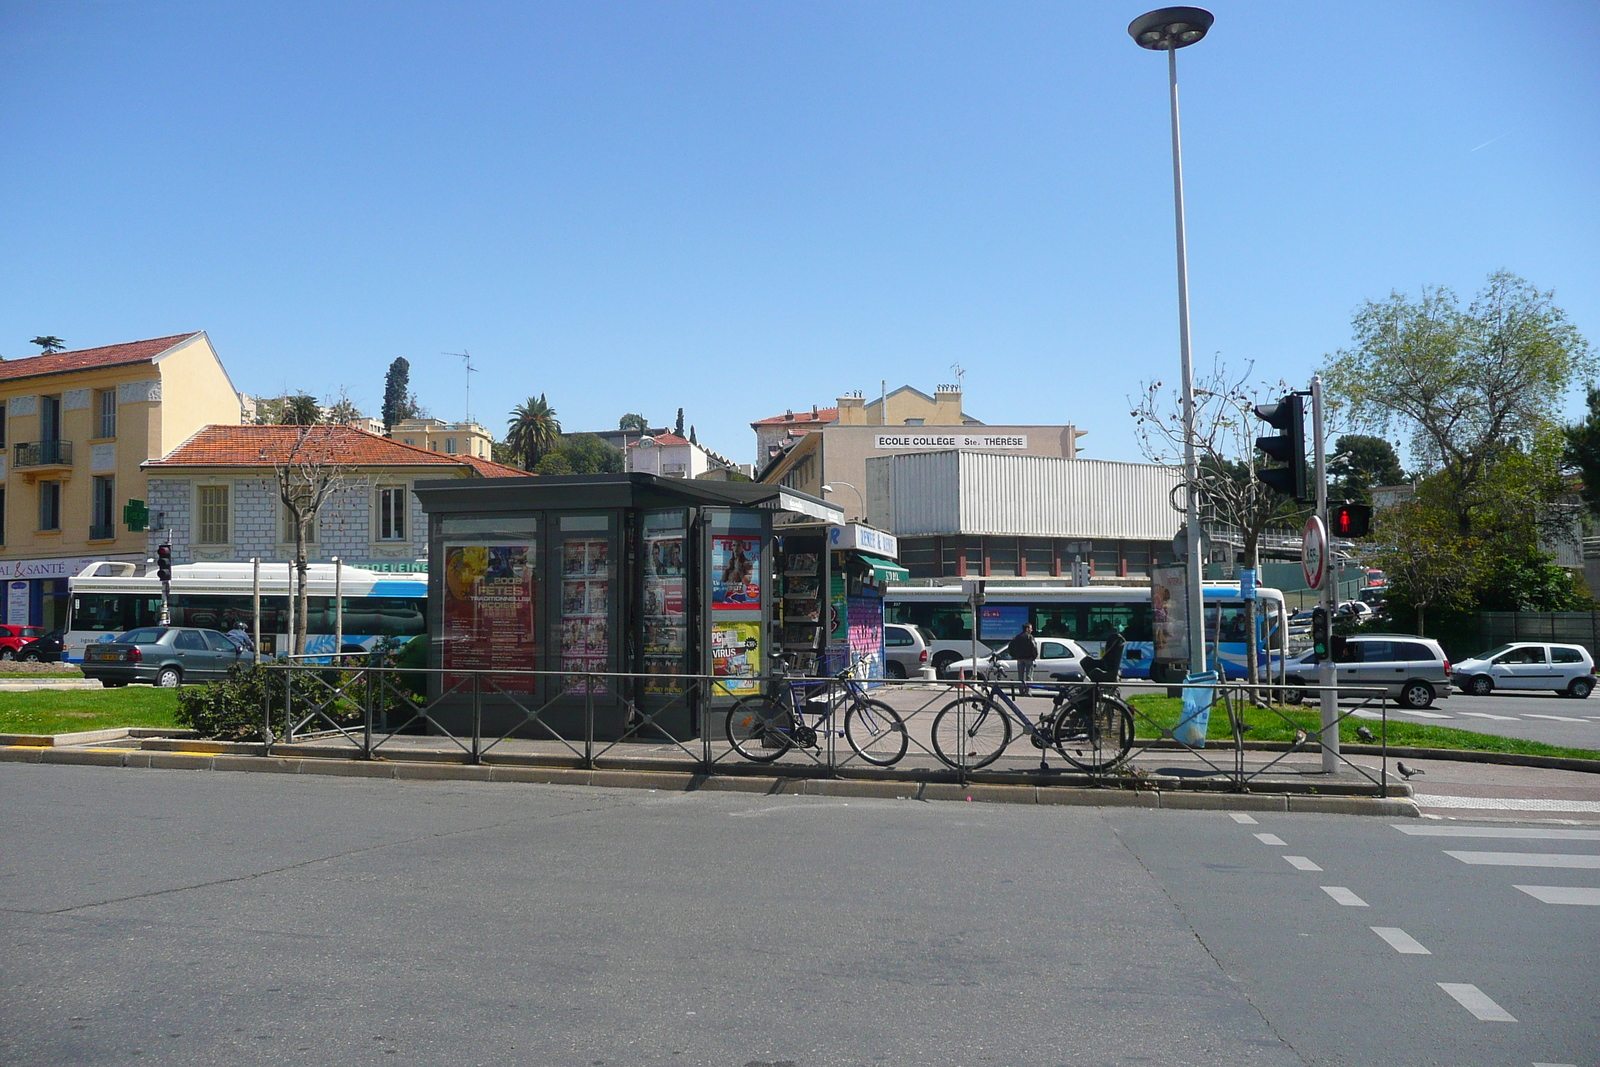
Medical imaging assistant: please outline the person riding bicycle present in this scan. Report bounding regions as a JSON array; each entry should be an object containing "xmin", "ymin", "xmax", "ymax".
[{"xmin": 1004, "ymin": 624, "xmax": 1039, "ymax": 692}]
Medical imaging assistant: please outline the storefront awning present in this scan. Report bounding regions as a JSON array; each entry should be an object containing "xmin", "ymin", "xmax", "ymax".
[
  {"xmin": 860, "ymin": 555, "xmax": 910, "ymax": 584},
  {"xmin": 776, "ymin": 489, "xmax": 844, "ymax": 523}
]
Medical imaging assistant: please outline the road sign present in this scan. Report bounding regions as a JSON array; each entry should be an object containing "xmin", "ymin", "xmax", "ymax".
[
  {"xmin": 123, "ymin": 498, "xmax": 149, "ymax": 532},
  {"xmin": 1302, "ymin": 516, "xmax": 1328, "ymax": 591}
]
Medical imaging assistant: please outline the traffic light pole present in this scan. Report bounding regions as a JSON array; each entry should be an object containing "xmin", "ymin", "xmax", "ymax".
[
  {"xmin": 1312, "ymin": 375, "xmax": 1339, "ymax": 772},
  {"xmin": 158, "ymin": 535, "xmax": 172, "ymax": 626}
]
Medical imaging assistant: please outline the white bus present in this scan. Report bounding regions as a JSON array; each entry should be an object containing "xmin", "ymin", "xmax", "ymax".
[
  {"xmin": 884, "ymin": 582, "xmax": 1288, "ymax": 681},
  {"xmin": 65, "ymin": 561, "xmax": 427, "ymax": 663}
]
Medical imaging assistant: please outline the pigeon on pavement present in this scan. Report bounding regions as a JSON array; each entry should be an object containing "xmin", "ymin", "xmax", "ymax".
[
  {"xmin": 1356, "ymin": 725, "xmax": 1376, "ymax": 744},
  {"xmin": 1396, "ymin": 761, "xmax": 1424, "ymax": 779}
]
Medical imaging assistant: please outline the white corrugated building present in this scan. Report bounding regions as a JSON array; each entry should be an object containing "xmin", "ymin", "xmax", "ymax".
[{"xmin": 865, "ymin": 450, "xmax": 1182, "ymax": 581}]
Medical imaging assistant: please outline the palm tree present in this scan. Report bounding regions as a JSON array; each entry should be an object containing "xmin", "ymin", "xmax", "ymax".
[
  {"xmin": 507, "ymin": 395, "xmax": 561, "ymax": 470},
  {"xmin": 30, "ymin": 336, "xmax": 66, "ymax": 353}
]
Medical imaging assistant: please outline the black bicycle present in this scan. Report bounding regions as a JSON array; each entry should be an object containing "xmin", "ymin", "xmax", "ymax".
[
  {"xmin": 931, "ymin": 649, "xmax": 1134, "ymax": 773},
  {"xmin": 724, "ymin": 654, "xmax": 909, "ymax": 766}
]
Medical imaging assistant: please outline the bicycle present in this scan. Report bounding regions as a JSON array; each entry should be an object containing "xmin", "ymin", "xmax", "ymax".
[
  {"xmin": 724, "ymin": 654, "xmax": 909, "ymax": 766},
  {"xmin": 930, "ymin": 652, "xmax": 1134, "ymax": 773}
]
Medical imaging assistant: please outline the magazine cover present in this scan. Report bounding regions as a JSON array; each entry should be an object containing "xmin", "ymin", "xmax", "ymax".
[
  {"xmin": 710, "ymin": 622, "xmax": 761, "ymax": 696},
  {"xmin": 711, "ymin": 535, "xmax": 761, "ymax": 610}
]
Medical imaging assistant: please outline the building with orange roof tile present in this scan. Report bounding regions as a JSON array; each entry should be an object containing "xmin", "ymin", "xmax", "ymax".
[
  {"xmin": 0, "ymin": 332, "xmax": 243, "ymax": 627},
  {"xmin": 142, "ymin": 424, "xmax": 525, "ymax": 572}
]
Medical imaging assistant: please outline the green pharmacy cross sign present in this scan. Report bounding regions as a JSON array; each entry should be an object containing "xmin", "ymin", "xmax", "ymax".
[{"xmin": 123, "ymin": 498, "xmax": 150, "ymax": 533}]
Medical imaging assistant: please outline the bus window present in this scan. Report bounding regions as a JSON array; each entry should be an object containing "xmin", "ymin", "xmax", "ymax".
[
  {"xmin": 1087, "ymin": 604, "xmax": 1150, "ymax": 642},
  {"xmin": 71, "ymin": 593, "xmax": 160, "ymax": 632},
  {"xmin": 1032, "ymin": 606, "xmax": 1084, "ymax": 641},
  {"xmin": 890, "ymin": 603, "xmax": 971, "ymax": 641}
]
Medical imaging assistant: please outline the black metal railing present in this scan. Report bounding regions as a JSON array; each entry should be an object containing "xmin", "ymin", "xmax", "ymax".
[
  {"xmin": 13, "ymin": 439, "xmax": 72, "ymax": 467},
  {"xmin": 246, "ymin": 658, "xmax": 1399, "ymax": 796}
]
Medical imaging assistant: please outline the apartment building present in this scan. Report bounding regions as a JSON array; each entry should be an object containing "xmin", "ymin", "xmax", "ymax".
[
  {"xmin": 390, "ymin": 418, "xmax": 493, "ymax": 459},
  {"xmin": 0, "ymin": 333, "xmax": 241, "ymax": 627}
]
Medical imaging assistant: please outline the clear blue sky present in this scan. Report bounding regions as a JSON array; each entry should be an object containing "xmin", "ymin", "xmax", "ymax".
[{"xmin": 2, "ymin": 1, "xmax": 1595, "ymax": 467}]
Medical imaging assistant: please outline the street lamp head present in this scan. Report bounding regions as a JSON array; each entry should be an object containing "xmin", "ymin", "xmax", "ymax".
[{"xmin": 1128, "ymin": 7, "xmax": 1213, "ymax": 50}]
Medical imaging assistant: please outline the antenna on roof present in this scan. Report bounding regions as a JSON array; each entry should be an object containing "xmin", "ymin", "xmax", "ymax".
[
  {"xmin": 949, "ymin": 362, "xmax": 965, "ymax": 391},
  {"xmin": 444, "ymin": 350, "xmax": 476, "ymax": 425}
]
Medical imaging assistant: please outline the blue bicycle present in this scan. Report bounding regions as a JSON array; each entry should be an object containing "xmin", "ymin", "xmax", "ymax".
[{"xmin": 724, "ymin": 654, "xmax": 908, "ymax": 766}]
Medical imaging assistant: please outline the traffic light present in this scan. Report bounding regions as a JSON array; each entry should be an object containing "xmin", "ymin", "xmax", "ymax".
[
  {"xmin": 1329, "ymin": 501, "xmax": 1372, "ymax": 538},
  {"xmin": 156, "ymin": 543, "xmax": 172, "ymax": 584},
  {"xmin": 1311, "ymin": 606, "xmax": 1330, "ymax": 660},
  {"xmin": 1254, "ymin": 394, "xmax": 1308, "ymax": 502}
]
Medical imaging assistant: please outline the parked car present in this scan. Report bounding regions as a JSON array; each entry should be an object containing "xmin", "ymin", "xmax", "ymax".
[
  {"xmin": 0, "ymin": 624, "xmax": 47, "ymax": 660},
  {"xmin": 17, "ymin": 627, "xmax": 66, "ymax": 663},
  {"xmin": 1452, "ymin": 642, "xmax": 1596, "ymax": 698},
  {"xmin": 79, "ymin": 627, "xmax": 247, "ymax": 688},
  {"xmin": 946, "ymin": 638, "xmax": 1089, "ymax": 684},
  {"xmin": 1280, "ymin": 634, "xmax": 1452, "ymax": 709},
  {"xmin": 883, "ymin": 623, "xmax": 936, "ymax": 679}
]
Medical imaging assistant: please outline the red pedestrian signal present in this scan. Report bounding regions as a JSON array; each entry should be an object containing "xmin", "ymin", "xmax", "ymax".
[{"xmin": 1329, "ymin": 502, "xmax": 1372, "ymax": 538}]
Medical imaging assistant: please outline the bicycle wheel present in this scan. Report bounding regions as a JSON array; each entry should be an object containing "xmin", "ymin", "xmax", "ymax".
[
  {"xmin": 724, "ymin": 695, "xmax": 793, "ymax": 762},
  {"xmin": 931, "ymin": 696, "xmax": 1011, "ymax": 770},
  {"xmin": 844, "ymin": 698, "xmax": 908, "ymax": 766},
  {"xmin": 1055, "ymin": 694, "xmax": 1134, "ymax": 772}
]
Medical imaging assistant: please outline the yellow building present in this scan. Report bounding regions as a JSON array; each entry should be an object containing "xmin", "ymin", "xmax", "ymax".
[
  {"xmin": 390, "ymin": 418, "xmax": 493, "ymax": 459},
  {"xmin": 0, "ymin": 333, "xmax": 242, "ymax": 628}
]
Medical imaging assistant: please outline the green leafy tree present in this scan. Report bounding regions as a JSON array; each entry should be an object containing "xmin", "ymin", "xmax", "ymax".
[
  {"xmin": 534, "ymin": 433, "xmax": 624, "ymax": 475},
  {"xmin": 1563, "ymin": 385, "xmax": 1600, "ymax": 515},
  {"xmin": 1367, "ymin": 496, "xmax": 1483, "ymax": 637},
  {"xmin": 281, "ymin": 393, "xmax": 322, "ymax": 426},
  {"xmin": 674, "ymin": 408, "xmax": 685, "ymax": 437},
  {"xmin": 322, "ymin": 387, "xmax": 364, "ymax": 426},
  {"xmin": 381, "ymin": 357, "xmax": 422, "ymax": 433},
  {"xmin": 1329, "ymin": 434, "xmax": 1405, "ymax": 505},
  {"xmin": 1323, "ymin": 272, "xmax": 1593, "ymax": 536},
  {"xmin": 506, "ymin": 394, "xmax": 561, "ymax": 470},
  {"xmin": 618, "ymin": 413, "xmax": 648, "ymax": 433},
  {"xmin": 30, "ymin": 335, "xmax": 65, "ymax": 353}
]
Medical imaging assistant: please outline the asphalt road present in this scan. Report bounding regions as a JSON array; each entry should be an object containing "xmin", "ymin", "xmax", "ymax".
[
  {"xmin": 2, "ymin": 764, "xmax": 1596, "ymax": 1067},
  {"xmin": 1367, "ymin": 690, "xmax": 1600, "ymax": 750}
]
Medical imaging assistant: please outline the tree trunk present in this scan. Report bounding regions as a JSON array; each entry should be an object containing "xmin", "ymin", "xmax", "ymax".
[
  {"xmin": 1416, "ymin": 601, "xmax": 1426, "ymax": 637},
  {"xmin": 294, "ymin": 538, "xmax": 309, "ymax": 655}
]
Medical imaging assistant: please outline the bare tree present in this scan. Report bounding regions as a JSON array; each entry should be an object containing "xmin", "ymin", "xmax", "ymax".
[
  {"xmin": 1131, "ymin": 357, "xmax": 1304, "ymax": 693},
  {"xmin": 264, "ymin": 426, "xmax": 353, "ymax": 654}
]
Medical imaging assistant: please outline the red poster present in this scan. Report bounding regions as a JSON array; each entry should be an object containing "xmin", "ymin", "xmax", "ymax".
[{"xmin": 443, "ymin": 544, "xmax": 538, "ymax": 693}]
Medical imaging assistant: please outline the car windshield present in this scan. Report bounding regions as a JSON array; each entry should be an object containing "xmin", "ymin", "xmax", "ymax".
[
  {"xmin": 118, "ymin": 628, "xmax": 167, "ymax": 645},
  {"xmin": 1473, "ymin": 644, "xmax": 1514, "ymax": 661}
]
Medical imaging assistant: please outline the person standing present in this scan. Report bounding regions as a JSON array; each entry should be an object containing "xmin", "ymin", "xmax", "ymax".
[{"xmin": 1005, "ymin": 623, "xmax": 1039, "ymax": 694}]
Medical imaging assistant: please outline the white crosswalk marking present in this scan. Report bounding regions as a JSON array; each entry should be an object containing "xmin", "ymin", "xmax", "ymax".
[
  {"xmin": 1350, "ymin": 709, "xmax": 1385, "ymax": 720},
  {"xmin": 1438, "ymin": 983, "xmax": 1517, "ymax": 1022},
  {"xmin": 1321, "ymin": 885, "xmax": 1368, "ymax": 906},
  {"xmin": 1393, "ymin": 824, "xmax": 1600, "ymax": 840},
  {"xmin": 1445, "ymin": 851, "xmax": 1600, "ymax": 869},
  {"xmin": 1397, "ymin": 709, "xmax": 1452, "ymax": 718},
  {"xmin": 1415, "ymin": 794, "xmax": 1600, "ymax": 813},
  {"xmin": 1253, "ymin": 832, "xmax": 1287, "ymax": 846},
  {"xmin": 1458, "ymin": 711, "xmax": 1519, "ymax": 721},
  {"xmin": 1513, "ymin": 885, "xmax": 1600, "ymax": 905},
  {"xmin": 1523, "ymin": 713, "xmax": 1589, "ymax": 723},
  {"xmin": 1228, "ymin": 813, "xmax": 1258, "ymax": 824},
  {"xmin": 1283, "ymin": 855, "xmax": 1322, "ymax": 871},
  {"xmin": 1371, "ymin": 927, "xmax": 1430, "ymax": 954},
  {"xmin": 1532, "ymin": 1061, "xmax": 1579, "ymax": 1066}
]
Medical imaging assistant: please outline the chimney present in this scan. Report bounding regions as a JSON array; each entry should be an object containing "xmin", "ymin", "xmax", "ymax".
[
  {"xmin": 933, "ymin": 384, "xmax": 962, "ymax": 425},
  {"xmin": 837, "ymin": 392, "xmax": 866, "ymax": 425}
]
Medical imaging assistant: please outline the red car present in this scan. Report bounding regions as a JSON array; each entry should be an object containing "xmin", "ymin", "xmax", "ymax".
[{"xmin": 0, "ymin": 624, "xmax": 46, "ymax": 660}]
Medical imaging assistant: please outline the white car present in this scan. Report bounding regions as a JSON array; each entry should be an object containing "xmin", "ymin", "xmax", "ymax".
[
  {"xmin": 1452, "ymin": 642, "xmax": 1596, "ymax": 698},
  {"xmin": 947, "ymin": 638, "xmax": 1089, "ymax": 684}
]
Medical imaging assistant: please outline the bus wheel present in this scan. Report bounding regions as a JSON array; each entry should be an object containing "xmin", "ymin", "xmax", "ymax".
[{"xmin": 931, "ymin": 652, "xmax": 961, "ymax": 678}]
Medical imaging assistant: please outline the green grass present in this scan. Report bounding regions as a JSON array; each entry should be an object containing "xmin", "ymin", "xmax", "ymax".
[
  {"xmin": 0, "ymin": 688, "xmax": 180, "ymax": 736},
  {"xmin": 1126, "ymin": 693, "xmax": 1600, "ymax": 762}
]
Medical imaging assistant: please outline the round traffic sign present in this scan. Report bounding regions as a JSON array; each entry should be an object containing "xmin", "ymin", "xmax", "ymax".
[{"xmin": 1302, "ymin": 516, "xmax": 1328, "ymax": 590}]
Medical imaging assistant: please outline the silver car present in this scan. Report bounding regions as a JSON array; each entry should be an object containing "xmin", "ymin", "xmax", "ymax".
[
  {"xmin": 1281, "ymin": 634, "xmax": 1452, "ymax": 709},
  {"xmin": 884, "ymin": 623, "xmax": 935, "ymax": 679},
  {"xmin": 80, "ymin": 626, "xmax": 248, "ymax": 688},
  {"xmin": 1452, "ymin": 643, "xmax": 1596, "ymax": 698}
]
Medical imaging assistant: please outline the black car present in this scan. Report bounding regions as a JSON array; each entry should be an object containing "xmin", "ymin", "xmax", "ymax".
[{"xmin": 18, "ymin": 627, "xmax": 66, "ymax": 663}]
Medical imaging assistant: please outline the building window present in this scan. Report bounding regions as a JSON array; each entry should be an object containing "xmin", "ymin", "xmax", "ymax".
[
  {"xmin": 0, "ymin": 402, "xmax": 6, "ymax": 449},
  {"xmin": 430, "ymin": 441, "xmax": 439, "ymax": 451},
  {"xmin": 445, "ymin": 437, "xmax": 457, "ymax": 454},
  {"xmin": 197, "ymin": 485, "xmax": 230, "ymax": 544},
  {"xmin": 91, "ymin": 476, "xmax": 115, "ymax": 539},
  {"xmin": 38, "ymin": 480, "xmax": 61, "ymax": 531},
  {"xmin": 903, "ymin": 418, "xmax": 925, "ymax": 425},
  {"xmin": 0, "ymin": 486, "xmax": 6, "ymax": 545},
  {"xmin": 40, "ymin": 395, "xmax": 61, "ymax": 442},
  {"xmin": 97, "ymin": 389, "xmax": 117, "ymax": 439},
  {"xmin": 282, "ymin": 489, "xmax": 316, "ymax": 543},
  {"xmin": 377, "ymin": 486, "xmax": 407, "ymax": 541}
]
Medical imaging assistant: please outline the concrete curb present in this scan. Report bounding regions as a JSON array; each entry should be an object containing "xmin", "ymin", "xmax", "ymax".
[
  {"xmin": 1139, "ymin": 738, "xmax": 1600, "ymax": 774},
  {"xmin": 0, "ymin": 744, "xmax": 1419, "ymax": 816}
]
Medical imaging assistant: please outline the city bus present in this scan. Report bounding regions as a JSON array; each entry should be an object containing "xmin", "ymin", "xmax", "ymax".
[
  {"xmin": 884, "ymin": 581, "xmax": 1288, "ymax": 681},
  {"xmin": 65, "ymin": 561, "xmax": 427, "ymax": 663}
]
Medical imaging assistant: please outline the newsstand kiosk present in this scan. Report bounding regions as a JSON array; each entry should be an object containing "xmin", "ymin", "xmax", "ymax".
[
  {"xmin": 412, "ymin": 473, "xmax": 843, "ymax": 742},
  {"xmin": 772, "ymin": 522, "xmax": 907, "ymax": 679}
]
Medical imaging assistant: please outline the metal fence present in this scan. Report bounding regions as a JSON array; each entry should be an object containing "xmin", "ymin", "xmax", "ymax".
[{"xmin": 255, "ymin": 657, "xmax": 1396, "ymax": 796}]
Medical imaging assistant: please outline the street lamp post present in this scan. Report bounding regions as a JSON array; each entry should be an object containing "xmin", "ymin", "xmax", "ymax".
[
  {"xmin": 821, "ymin": 482, "xmax": 864, "ymax": 522},
  {"xmin": 1129, "ymin": 6, "xmax": 1214, "ymax": 677}
]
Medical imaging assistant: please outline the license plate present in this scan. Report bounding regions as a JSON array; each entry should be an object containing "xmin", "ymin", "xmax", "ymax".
[{"xmin": 88, "ymin": 647, "xmax": 121, "ymax": 661}]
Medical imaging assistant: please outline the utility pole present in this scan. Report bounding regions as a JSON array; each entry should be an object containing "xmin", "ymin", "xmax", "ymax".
[{"xmin": 1312, "ymin": 375, "xmax": 1340, "ymax": 772}]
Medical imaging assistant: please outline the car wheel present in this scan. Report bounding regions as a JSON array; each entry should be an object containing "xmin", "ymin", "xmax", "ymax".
[
  {"xmin": 931, "ymin": 652, "xmax": 960, "ymax": 678},
  {"xmin": 1399, "ymin": 680, "xmax": 1435, "ymax": 709},
  {"xmin": 19, "ymin": 649, "xmax": 40, "ymax": 662},
  {"xmin": 1567, "ymin": 677, "xmax": 1593, "ymax": 699},
  {"xmin": 1467, "ymin": 675, "xmax": 1493, "ymax": 696},
  {"xmin": 884, "ymin": 661, "xmax": 906, "ymax": 679},
  {"xmin": 0, "ymin": 649, "xmax": 13, "ymax": 661},
  {"xmin": 156, "ymin": 667, "xmax": 183, "ymax": 689}
]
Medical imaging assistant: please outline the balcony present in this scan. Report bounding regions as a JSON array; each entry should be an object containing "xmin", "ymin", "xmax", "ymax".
[{"xmin": 13, "ymin": 439, "xmax": 73, "ymax": 469}]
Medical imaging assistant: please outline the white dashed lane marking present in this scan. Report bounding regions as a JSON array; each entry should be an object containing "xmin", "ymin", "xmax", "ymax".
[
  {"xmin": 1283, "ymin": 856, "xmax": 1322, "ymax": 871},
  {"xmin": 1371, "ymin": 927, "xmax": 1431, "ymax": 954},
  {"xmin": 1513, "ymin": 885, "xmax": 1600, "ymax": 906},
  {"xmin": 1437, "ymin": 983, "xmax": 1517, "ymax": 1022},
  {"xmin": 1392, "ymin": 825, "xmax": 1600, "ymax": 840},
  {"xmin": 1227, "ymin": 813, "xmax": 1258, "ymax": 824},
  {"xmin": 1445, "ymin": 851, "xmax": 1600, "ymax": 869},
  {"xmin": 1522, "ymin": 713, "xmax": 1590, "ymax": 723},
  {"xmin": 1458, "ymin": 711, "xmax": 1519, "ymax": 721},
  {"xmin": 1416, "ymin": 795, "xmax": 1600, "ymax": 813},
  {"xmin": 1395, "ymin": 709, "xmax": 1452, "ymax": 718},
  {"xmin": 1253, "ymin": 832, "xmax": 1287, "ymax": 846},
  {"xmin": 1320, "ymin": 886, "xmax": 1368, "ymax": 907}
]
